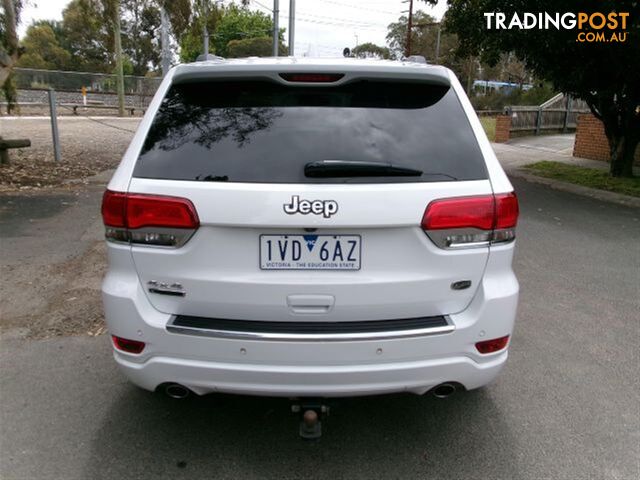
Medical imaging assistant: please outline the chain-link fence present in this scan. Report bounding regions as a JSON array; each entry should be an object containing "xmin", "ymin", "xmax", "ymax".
[{"xmin": 10, "ymin": 67, "xmax": 162, "ymax": 108}]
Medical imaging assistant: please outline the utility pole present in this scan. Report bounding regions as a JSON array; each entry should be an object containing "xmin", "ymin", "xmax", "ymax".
[
  {"xmin": 414, "ymin": 21, "xmax": 441, "ymax": 63},
  {"xmin": 113, "ymin": 0, "xmax": 125, "ymax": 117},
  {"xmin": 404, "ymin": 0, "xmax": 414, "ymax": 57},
  {"xmin": 160, "ymin": 4, "xmax": 170, "ymax": 76},
  {"xmin": 203, "ymin": 0, "xmax": 209, "ymax": 56},
  {"xmin": 272, "ymin": 0, "xmax": 280, "ymax": 56},
  {"xmin": 288, "ymin": 0, "xmax": 295, "ymax": 56}
]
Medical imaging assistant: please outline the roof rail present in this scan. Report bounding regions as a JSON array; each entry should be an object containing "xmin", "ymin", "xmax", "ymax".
[
  {"xmin": 404, "ymin": 55, "xmax": 428, "ymax": 64},
  {"xmin": 195, "ymin": 54, "xmax": 225, "ymax": 62}
]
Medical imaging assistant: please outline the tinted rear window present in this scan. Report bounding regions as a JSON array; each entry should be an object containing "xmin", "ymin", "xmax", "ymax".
[{"xmin": 134, "ymin": 80, "xmax": 487, "ymax": 183}]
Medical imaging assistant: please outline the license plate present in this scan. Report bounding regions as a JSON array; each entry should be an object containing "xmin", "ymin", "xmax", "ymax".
[{"xmin": 260, "ymin": 234, "xmax": 361, "ymax": 270}]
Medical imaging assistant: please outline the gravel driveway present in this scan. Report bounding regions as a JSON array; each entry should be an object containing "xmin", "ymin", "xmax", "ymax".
[{"xmin": 0, "ymin": 117, "xmax": 139, "ymax": 190}]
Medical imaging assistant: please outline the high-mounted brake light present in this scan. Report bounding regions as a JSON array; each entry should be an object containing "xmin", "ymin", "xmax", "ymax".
[
  {"xmin": 112, "ymin": 335, "xmax": 146, "ymax": 354},
  {"xmin": 101, "ymin": 190, "xmax": 199, "ymax": 247},
  {"xmin": 421, "ymin": 192, "xmax": 518, "ymax": 249},
  {"xmin": 279, "ymin": 73, "xmax": 345, "ymax": 83}
]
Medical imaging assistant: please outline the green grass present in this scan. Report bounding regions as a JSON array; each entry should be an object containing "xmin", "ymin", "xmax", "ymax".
[
  {"xmin": 524, "ymin": 161, "xmax": 640, "ymax": 197},
  {"xmin": 479, "ymin": 117, "xmax": 496, "ymax": 141}
]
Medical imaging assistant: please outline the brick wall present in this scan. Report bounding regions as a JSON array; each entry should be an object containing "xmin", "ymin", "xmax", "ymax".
[
  {"xmin": 494, "ymin": 115, "xmax": 512, "ymax": 143},
  {"xmin": 573, "ymin": 113, "xmax": 640, "ymax": 163}
]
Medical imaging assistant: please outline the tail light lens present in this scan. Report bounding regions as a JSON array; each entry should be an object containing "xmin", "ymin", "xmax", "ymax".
[
  {"xmin": 421, "ymin": 192, "xmax": 518, "ymax": 249},
  {"xmin": 112, "ymin": 335, "xmax": 146, "ymax": 354},
  {"xmin": 101, "ymin": 190, "xmax": 199, "ymax": 247},
  {"xmin": 476, "ymin": 335, "xmax": 510, "ymax": 354}
]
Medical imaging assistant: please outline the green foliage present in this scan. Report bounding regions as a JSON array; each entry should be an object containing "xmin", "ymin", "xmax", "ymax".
[
  {"xmin": 178, "ymin": 0, "xmax": 223, "ymax": 62},
  {"xmin": 386, "ymin": 11, "xmax": 440, "ymax": 60},
  {"xmin": 16, "ymin": 22, "xmax": 72, "ymax": 70},
  {"xmin": 121, "ymin": 0, "xmax": 161, "ymax": 76},
  {"xmin": 227, "ymin": 36, "xmax": 287, "ymax": 58},
  {"xmin": 1, "ymin": 72, "xmax": 18, "ymax": 113},
  {"xmin": 351, "ymin": 42, "xmax": 390, "ymax": 59},
  {"xmin": 442, "ymin": 0, "xmax": 640, "ymax": 177},
  {"xmin": 61, "ymin": 0, "xmax": 113, "ymax": 72},
  {"xmin": 471, "ymin": 83, "xmax": 557, "ymax": 110},
  {"xmin": 386, "ymin": 11, "xmax": 478, "ymax": 89},
  {"xmin": 179, "ymin": 3, "xmax": 281, "ymax": 62},
  {"xmin": 479, "ymin": 117, "xmax": 496, "ymax": 141},
  {"xmin": 525, "ymin": 161, "xmax": 640, "ymax": 196},
  {"xmin": 213, "ymin": 5, "xmax": 277, "ymax": 58}
]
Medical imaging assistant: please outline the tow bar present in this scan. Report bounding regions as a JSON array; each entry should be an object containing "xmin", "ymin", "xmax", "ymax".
[{"xmin": 291, "ymin": 399, "xmax": 329, "ymax": 439}]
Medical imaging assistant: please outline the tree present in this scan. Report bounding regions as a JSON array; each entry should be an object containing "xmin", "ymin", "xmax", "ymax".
[
  {"xmin": 351, "ymin": 42, "xmax": 391, "ymax": 59},
  {"xmin": 0, "ymin": 0, "xmax": 22, "ymax": 112},
  {"xmin": 16, "ymin": 22, "xmax": 72, "ymax": 70},
  {"xmin": 387, "ymin": 11, "xmax": 478, "ymax": 89},
  {"xmin": 121, "ymin": 0, "xmax": 161, "ymax": 75},
  {"xmin": 61, "ymin": 0, "xmax": 114, "ymax": 72},
  {"xmin": 178, "ymin": 3, "xmax": 281, "ymax": 62},
  {"xmin": 437, "ymin": 0, "xmax": 639, "ymax": 177},
  {"xmin": 227, "ymin": 36, "xmax": 287, "ymax": 58},
  {"xmin": 0, "ymin": 0, "xmax": 22, "ymax": 84},
  {"xmin": 178, "ymin": 0, "xmax": 223, "ymax": 62},
  {"xmin": 212, "ymin": 4, "xmax": 277, "ymax": 58}
]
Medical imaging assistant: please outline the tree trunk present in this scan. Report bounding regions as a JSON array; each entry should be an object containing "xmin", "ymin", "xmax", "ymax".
[
  {"xmin": 595, "ymin": 98, "xmax": 639, "ymax": 178},
  {"xmin": 112, "ymin": 0, "xmax": 125, "ymax": 117},
  {"xmin": 608, "ymin": 135, "xmax": 629, "ymax": 177},
  {"xmin": 0, "ymin": 0, "xmax": 20, "ymax": 88}
]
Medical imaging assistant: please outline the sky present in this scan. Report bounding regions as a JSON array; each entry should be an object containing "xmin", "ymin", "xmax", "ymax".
[{"xmin": 17, "ymin": 0, "xmax": 448, "ymax": 57}]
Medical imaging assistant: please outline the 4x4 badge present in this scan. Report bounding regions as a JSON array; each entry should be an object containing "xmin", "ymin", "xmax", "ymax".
[{"xmin": 283, "ymin": 195, "xmax": 338, "ymax": 218}]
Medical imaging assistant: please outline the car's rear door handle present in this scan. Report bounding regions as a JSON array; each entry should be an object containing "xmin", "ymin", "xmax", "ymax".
[{"xmin": 287, "ymin": 295, "xmax": 335, "ymax": 314}]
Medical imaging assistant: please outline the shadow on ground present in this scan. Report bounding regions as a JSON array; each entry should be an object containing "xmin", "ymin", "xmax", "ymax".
[{"xmin": 83, "ymin": 386, "xmax": 516, "ymax": 479}]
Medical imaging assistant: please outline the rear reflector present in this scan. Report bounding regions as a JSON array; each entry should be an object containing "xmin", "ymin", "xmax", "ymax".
[
  {"xmin": 112, "ymin": 335, "xmax": 146, "ymax": 354},
  {"xmin": 279, "ymin": 73, "xmax": 345, "ymax": 83},
  {"xmin": 101, "ymin": 190, "xmax": 199, "ymax": 247},
  {"xmin": 421, "ymin": 192, "xmax": 518, "ymax": 249},
  {"xmin": 475, "ymin": 335, "xmax": 510, "ymax": 354}
]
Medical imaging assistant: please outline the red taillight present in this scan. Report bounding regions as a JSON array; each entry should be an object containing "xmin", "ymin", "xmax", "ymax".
[
  {"xmin": 475, "ymin": 335, "xmax": 510, "ymax": 354},
  {"xmin": 126, "ymin": 194, "xmax": 199, "ymax": 229},
  {"xmin": 102, "ymin": 190, "xmax": 198, "ymax": 229},
  {"xmin": 101, "ymin": 190, "xmax": 199, "ymax": 246},
  {"xmin": 495, "ymin": 192, "xmax": 519, "ymax": 229},
  {"xmin": 421, "ymin": 195, "xmax": 495, "ymax": 231},
  {"xmin": 421, "ymin": 193, "xmax": 519, "ymax": 249},
  {"xmin": 101, "ymin": 190, "xmax": 127, "ymax": 228},
  {"xmin": 279, "ymin": 73, "xmax": 345, "ymax": 83},
  {"xmin": 112, "ymin": 335, "xmax": 145, "ymax": 354}
]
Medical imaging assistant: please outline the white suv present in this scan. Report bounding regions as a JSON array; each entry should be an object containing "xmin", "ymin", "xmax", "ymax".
[{"xmin": 101, "ymin": 58, "xmax": 519, "ymax": 400}]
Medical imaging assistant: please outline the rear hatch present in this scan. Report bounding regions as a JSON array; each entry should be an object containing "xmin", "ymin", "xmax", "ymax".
[{"xmin": 124, "ymin": 74, "xmax": 492, "ymax": 321}]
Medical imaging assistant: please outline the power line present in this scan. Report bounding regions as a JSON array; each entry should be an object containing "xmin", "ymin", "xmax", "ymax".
[
  {"xmin": 316, "ymin": 0, "xmax": 399, "ymax": 15},
  {"xmin": 294, "ymin": 10, "xmax": 389, "ymax": 27},
  {"xmin": 251, "ymin": 0, "xmax": 392, "ymax": 29}
]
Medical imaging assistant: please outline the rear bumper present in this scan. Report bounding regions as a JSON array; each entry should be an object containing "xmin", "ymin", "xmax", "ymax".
[
  {"xmin": 114, "ymin": 349, "xmax": 507, "ymax": 397},
  {"xmin": 102, "ymin": 243, "xmax": 518, "ymax": 397}
]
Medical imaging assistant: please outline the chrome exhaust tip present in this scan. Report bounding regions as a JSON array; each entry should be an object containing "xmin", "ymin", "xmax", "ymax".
[
  {"xmin": 164, "ymin": 383, "xmax": 191, "ymax": 399},
  {"xmin": 432, "ymin": 383, "xmax": 456, "ymax": 399}
]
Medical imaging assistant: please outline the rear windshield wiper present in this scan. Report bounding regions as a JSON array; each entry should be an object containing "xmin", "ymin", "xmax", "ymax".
[{"xmin": 304, "ymin": 160, "xmax": 423, "ymax": 178}]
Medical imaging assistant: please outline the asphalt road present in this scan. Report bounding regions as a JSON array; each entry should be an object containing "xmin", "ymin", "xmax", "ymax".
[{"xmin": 1, "ymin": 178, "xmax": 639, "ymax": 480}]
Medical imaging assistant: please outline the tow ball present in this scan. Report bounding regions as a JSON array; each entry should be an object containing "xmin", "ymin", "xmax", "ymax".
[{"xmin": 291, "ymin": 399, "xmax": 329, "ymax": 439}]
